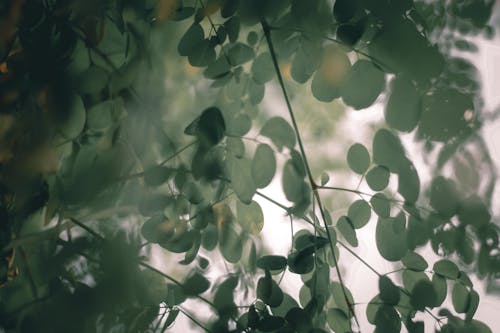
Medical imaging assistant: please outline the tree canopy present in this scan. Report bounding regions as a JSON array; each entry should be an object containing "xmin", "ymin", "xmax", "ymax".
[{"xmin": 0, "ymin": 0, "xmax": 499, "ymax": 332}]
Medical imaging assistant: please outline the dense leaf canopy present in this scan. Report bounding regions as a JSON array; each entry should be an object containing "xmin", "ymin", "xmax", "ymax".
[{"xmin": 0, "ymin": 0, "xmax": 499, "ymax": 332}]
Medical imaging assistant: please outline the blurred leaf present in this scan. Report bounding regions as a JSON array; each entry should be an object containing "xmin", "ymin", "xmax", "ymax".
[
  {"xmin": 346, "ymin": 143, "xmax": 370, "ymax": 174},
  {"xmin": 252, "ymin": 144, "xmax": 276, "ymax": 188}
]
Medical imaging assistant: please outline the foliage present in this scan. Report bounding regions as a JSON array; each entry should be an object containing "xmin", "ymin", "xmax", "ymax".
[{"xmin": 0, "ymin": 0, "xmax": 499, "ymax": 332}]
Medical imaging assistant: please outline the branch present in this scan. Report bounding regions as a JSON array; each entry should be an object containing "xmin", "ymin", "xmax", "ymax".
[{"xmin": 260, "ymin": 17, "xmax": 361, "ymax": 330}]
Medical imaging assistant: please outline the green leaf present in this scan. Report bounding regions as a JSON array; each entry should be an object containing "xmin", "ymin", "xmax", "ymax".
[
  {"xmin": 187, "ymin": 107, "xmax": 226, "ymax": 146},
  {"xmin": 433, "ymin": 259, "xmax": 459, "ymax": 279},
  {"xmin": 341, "ymin": 60, "xmax": 385, "ymax": 110},
  {"xmin": 466, "ymin": 290, "xmax": 480, "ymax": 321},
  {"xmin": 452, "ymin": 282, "xmax": 470, "ymax": 313},
  {"xmin": 213, "ymin": 276, "xmax": 238, "ymax": 317},
  {"xmin": 371, "ymin": 193, "xmax": 391, "ymax": 218},
  {"xmin": 366, "ymin": 166, "xmax": 390, "ymax": 191},
  {"xmin": 311, "ymin": 70, "xmax": 342, "ymax": 102},
  {"xmin": 376, "ymin": 215, "xmax": 408, "ymax": 261},
  {"xmin": 227, "ymin": 42, "xmax": 254, "ymax": 66},
  {"xmin": 252, "ymin": 144, "xmax": 276, "ymax": 188},
  {"xmin": 430, "ymin": 177, "xmax": 461, "ymax": 218},
  {"xmin": 402, "ymin": 252, "xmax": 428, "ymax": 271},
  {"xmin": 410, "ymin": 280, "xmax": 437, "ymax": 310},
  {"xmin": 385, "ymin": 75, "xmax": 421, "ymax": 132},
  {"xmin": 397, "ymin": 159, "xmax": 420, "ymax": 203},
  {"xmin": 379, "ymin": 276, "xmax": 400, "ymax": 305},
  {"xmin": 183, "ymin": 272, "xmax": 210, "ymax": 296},
  {"xmin": 346, "ymin": 143, "xmax": 370, "ymax": 174},
  {"xmin": 224, "ymin": 16, "xmax": 240, "ymax": 43},
  {"xmin": 237, "ymin": 200, "xmax": 264, "ymax": 235},
  {"xmin": 261, "ymin": 117, "xmax": 296, "ymax": 151},
  {"xmin": 372, "ymin": 129, "xmax": 406, "ymax": 173},
  {"xmin": 252, "ymin": 52, "xmax": 274, "ymax": 84},
  {"xmin": 348, "ymin": 200, "xmax": 371, "ymax": 229},
  {"xmin": 144, "ymin": 166, "xmax": 174, "ymax": 187},
  {"xmin": 327, "ymin": 308, "xmax": 351, "ymax": 333},
  {"xmin": 432, "ymin": 274, "xmax": 447, "ymax": 307},
  {"xmin": 331, "ymin": 282, "xmax": 354, "ymax": 317},
  {"xmin": 420, "ymin": 88, "xmax": 474, "ymax": 141},
  {"xmin": 287, "ymin": 248, "xmax": 314, "ymax": 275},
  {"xmin": 337, "ymin": 216, "xmax": 358, "ymax": 247},
  {"xmin": 256, "ymin": 256, "xmax": 287, "ymax": 272},
  {"xmin": 257, "ymin": 270, "xmax": 284, "ymax": 307},
  {"xmin": 228, "ymin": 155, "xmax": 256, "ymax": 204},
  {"xmin": 458, "ymin": 195, "xmax": 491, "ymax": 227},
  {"xmin": 282, "ymin": 159, "xmax": 307, "ymax": 203},
  {"xmin": 59, "ymin": 95, "xmax": 86, "ymax": 139},
  {"xmin": 374, "ymin": 305, "xmax": 401, "ymax": 333},
  {"xmin": 178, "ymin": 23, "xmax": 204, "ymax": 56},
  {"xmin": 257, "ymin": 316, "xmax": 285, "ymax": 332},
  {"xmin": 166, "ymin": 284, "xmax": 186, "ymax": 306},
  {"xmin": 219, "ymin": 225, "xmax": 243, "ymax": 263},
  {"xmin": 160, "ymin": 230, "xmax": 197, "ymax": 253},
  {"xmin": 188, "ymin": 39, "xmax": 216, "ymax": 67},
  {"xmin": 163, "ymin": 309, "xmax": 179, "ymax": 330}
]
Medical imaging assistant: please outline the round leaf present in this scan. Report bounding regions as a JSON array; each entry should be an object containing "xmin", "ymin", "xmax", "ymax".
[
  {"xmin": 347, "ymin": 143, "xmax": 370, "ymax": 174},
  {"xmin": 252, "ymin": 144, "xmax": 276, "ymax": 188}
]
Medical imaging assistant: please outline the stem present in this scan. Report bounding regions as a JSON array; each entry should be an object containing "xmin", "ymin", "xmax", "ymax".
[{"xmin": 260, "ymin": 17, "xmax": 361, "ymax": 330}]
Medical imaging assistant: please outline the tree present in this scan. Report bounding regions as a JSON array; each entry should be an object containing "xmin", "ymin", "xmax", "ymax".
[{"xmin": 0, "ymin": 0, "xmax": 498, "ymax": 332}]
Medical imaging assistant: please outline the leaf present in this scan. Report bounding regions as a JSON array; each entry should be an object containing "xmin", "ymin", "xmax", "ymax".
[
  {"xmin": 237, "ymin": 200, "xmax": 264, "ymax": 235},
  {"xmin": 257, "ymin": 256, "xmax": 287, "ymax": 272},
  {"xmin": 144, "ymin": 166, "xmax": 174, "ymax": 187},
  {"xmin": 397, "ymin": 159, "xmax": 420, "ymax": 203},
  {"xmin": 333, "ymin": 0, "xmax": 358, "ymax": 23},
  {"xmin": 372, "ymin": 129, "xmax": 406, "ymax": 173},
  {"xmin": 183, "ymin": 272, "xmax": 210, "ymax": 296},
  {"xmin": 410, "ymin": 280, "xmax": 437, "ymax": 310},
  {"xmin": 282, "ymin": 159, "xmax": 307, "ymax": 203},
  {"xmin": 287, "ymin": 248, "xmax": 314, "ymax": 274},
  {"xmin": 252, "ymin": 144, "xmax": 276, "ymax": 188},
  {"xmin": 385, "ymin": 74, "xmax": 421, "ymax": 132},
  {"xmin": 320, "ymin": 172, "xmax": 330, "ymax": 186},
  {"xmin": 340, "ymin": 60, "xmax": 385, "ymax": 110},
  {"xmin": 213, "ymin": 276, "xmax": 238, "ymax": 317},
  {"xmin": 327, "ymin": 308, "xmax": 351, "ymax": 333},
  {"xmin": 257, "ymin": 316, "xmax": 285, "ymax": 332},
  {"xmin": 452, "ymin": 282, "xmax": 470, "ymax": 313},
  {"xmin": 178, "ymin": 23, "xmax": 204, "ymax": 56},
  {"xmin": 370, "ymin": 193, "xmax": 391, "ymax": 218},
  {"xmin": 311, "ymin": 70, "xmax": 342, "ymax": 102},
  {"xmin": 162, "ymin": 309, "xmax": 179, "ymax": 331},
  {"xmin": 433, "ymin": 259, "xmax": 459, "ymax": 279},
  {"xmin": 257, "ymin": 270, "xmax": 284, "ymax": 307},
  {"xmin": 348, "ymin": 200, "xmax": 371, "ymax": 229},
  {"xmin": 420, "ymin": 88, "xmax": 474, "ymax": 141},
  {"xmin": 430, "ymin": 176, "xmax": 461, "ymax": 218},
  {"xmin": 261, "ymin": 117, "xmax": 296, "ymax": 151},
  {"xmin": 185, "ymin": 107, "xmax": 226, "ymax": 146},
  {"xmin": 366, "ymin": 166, "xmax": 390, "ymax": 191},
  {"xmin": 331, "ymin": 282, "xmax": 354, "ymax": 317},
  {"xmin": 160, "ymin": 230, "xmax": 197, "ymax": 253},
  {"xmin": 466, "ymin": 290, "xmax": 480, "ymax": 321},
  {"xmin": 432, "ymin": 274, "xmax": 447, "ymax": 307},
  {"xmin": 166, "ymin": 284, "xmax": 186, "ymax": 306},
  {"xmin": 379, "ymin": 276, "xmax": 400, "ymax": 305},
  {"xmin": 458, "ymin": 195, "xmax": 491, "ymax": 227},
  {"xmin": 141, "ymin": 216, "xmax": 172, "ymax": 243},
  {"xmin": 228, "ymin": 155, "xmax": 256, "ymax": 204},
  {"xmin": 346, "ymin": 143, "xmax": 370, "ymax": 174},
  {"xmin": 402, "ymin": 252, "xmax": 428, "ymax": 271},
  {"xmin": 219, "ymin": 225, "xmax": 243, "ymax": 263},
  {"xmin": 376, "ymin": 215, "xmax": 408, "ymax": 261},
  {"xmin": 188, "ymin": 39, "xmax": 216, "ymax": 67},
  {"xmin": 252, "ymin": 52, "xmax": 274, "ymax": 84},
  {"xmin": 337, "ymin": 216, "xmax": 358, "ymax": 247},
  {"xmin": 224, "ymin": 16, "xmax": 240, "ymax": 43},
  {"xmin": 375, "ymin": 305, "xmax": 401, "ymax": 333},
  {"xmin": 59, "ymin": 95, "xmax": 86, "ymax": 139},
  {"xmin": 227, "ymin": 42, "xmax": 254, "ymax": 66}
]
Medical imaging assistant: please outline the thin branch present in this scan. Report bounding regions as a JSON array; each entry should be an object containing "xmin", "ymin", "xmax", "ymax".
[{"xmin": 260, "ymin": 17, "xmax": 361, "ymax": 330}]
